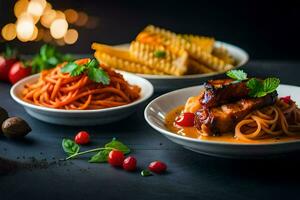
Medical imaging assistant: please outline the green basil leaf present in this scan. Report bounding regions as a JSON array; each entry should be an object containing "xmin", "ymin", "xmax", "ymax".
[
  {"xmin": 87, "ymin": 67, "xmax": 110, "ymax": 85},
  {"xmin": 89, "ymin": 149, "xmax": 111, "ymax": 163},
  {"xmin": 154, "ymin": 50, "xmax": 166, "ymax": 58},
  {"xmin": 47, "ymin": 56, "xmax": 59, "ymax": 66},
  {"xmin": 70, "ymin": 65, "xmax": 85, "ymax": 76},
  {"xmin": 62, "ymin": 139, "xmax": 80, "ymax": 156},
  {"xmin": 226, "ymin": 70, "xmax": 247, "ymax": 81},
  {"xmin": 141, "ymin": 169, "xmax": 153, "ymax": 177},
  {"xmin": 61, "ymin": 62, "xmax": 79, "ymax": 73},
  {"xmin": 40, "ymin": 44, "xmax": 54, "ymax": 60},
  {"xmin": 105, "ymin": 138, "xmax": 130, "ymax": 154},
  {"xmin": 86, "ymin": 59, "xmax": 99, "ymax": 69},
  {"xmin": 263, "ymin": 77, "xmax": 280, "ymax": 94}
]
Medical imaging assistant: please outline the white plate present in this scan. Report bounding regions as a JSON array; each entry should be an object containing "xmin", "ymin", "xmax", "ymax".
[
  {"xmin": 11, "ymin": 71, "xmax": 153, "ymax": 126},
  {"xmin": 116, "ymin": 41, "xmax": 249, "ymax": 92},
  {"xmin": 144, "ymin": 84, "xmax": 300, "ymax": 158}
]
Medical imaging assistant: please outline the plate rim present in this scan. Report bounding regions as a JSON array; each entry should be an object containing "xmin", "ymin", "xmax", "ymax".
[
  {"xmin": 11, "ymin": 70, "xmax": 154, "ymax": 114},
  {"xmin": 144, "ymin": 84, "xmax": 300, "ymax": 146}
]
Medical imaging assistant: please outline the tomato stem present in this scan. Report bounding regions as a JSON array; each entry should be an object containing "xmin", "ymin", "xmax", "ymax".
[{"xmin": 65, "ymin": 147, "xmax": 115, "ymax": 160}]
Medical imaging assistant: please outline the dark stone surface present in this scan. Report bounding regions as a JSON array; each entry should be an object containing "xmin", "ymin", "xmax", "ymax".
[{"xmin": 0, "ymin": 61, "xmax": 300, "ymax": 200}]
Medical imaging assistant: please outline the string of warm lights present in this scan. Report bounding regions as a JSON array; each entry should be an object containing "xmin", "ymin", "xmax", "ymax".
[{"xmin": 1, "ymin": 0, "xmax": 97, "ymax": 45}]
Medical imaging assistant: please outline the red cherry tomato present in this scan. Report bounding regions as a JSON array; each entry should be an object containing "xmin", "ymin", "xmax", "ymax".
[
  {"xmin": 175, "ymin": 112, "xmax": 195, "ymax": 127},
  {"xmin": 8, "ymin": 61, "xmax": 31, "ymax": 84},
  {"xmin": 280, "ymin": 96, "xmax": 292, "ymax": 104},
  {"xmin": 123, "ymin": 156, "xmax": 137, "ymax": 171},
  {"xmin": 74, "ymin": 131, "xmax": 90, "ymax": 145},
  {"xmin": 148, "ymin": 161, "xmax": 167, "ymax": 174},
  {"xmin": 108, "ymin": 150, "xmax": 125, "ymax": 167},
  {"xmin": 0, "ymin": 57, "xmax": 17, "ymax": 82}
]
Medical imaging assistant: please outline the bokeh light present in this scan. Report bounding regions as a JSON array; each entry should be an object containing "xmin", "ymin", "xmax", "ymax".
[
  {"xmin": 14, "ymin": 0, "xmax": 29, "ymax": 18},
  {"xmin": 3, "ymin": 0, "xmax": 98, "ymax": 45},
  {"xmin": 16, "ymin": 13, "xmax": 35, "ymax": 41},
  {"xmin": 55, "ymin": 11, "xmax": 66, "ymax": 19},
  {"xmin": 64, "ymin": 9, "xmax": 78, "ymax": 24},
  {"xmin": 27, "ymin": 0, "xmax": 45, "ymax": 17},
  {"xmin": 50, "ymin": 18, "xmax": 68, "ymax": 39},
  {"xmin": 1, "ymin": 23, "xmax": 17, "ymax": 41},
  {"xmin": 64, "ymin": 29, "xmax": 78, "ymax": 44},
  {"xmin": 41, "ymin": 9, "xmax": 56, "ymax": 28},
  {"xmin": 30, "ymin": 26, "xmax": 39, "ymax": 41},
  {"xmin": 75, "ymin": 12, "xmax": 88, "ymax": 26}
]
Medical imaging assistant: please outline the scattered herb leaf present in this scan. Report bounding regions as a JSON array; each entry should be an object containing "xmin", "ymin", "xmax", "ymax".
[
  {"xmin": 105, "ymin": 138, "xmax": 130, "ymax": 154},
  {"xmin": 62, "ymin": 138, "xmax": 129, "ymax": 161},
  {"xmin": 62, "ymin": 139, "xmax": 80, "ymax": 156},
  {"xmin": 154, "ymin": 50, "xmax": 166, "ymax": 58},
  {"xmin": 89, "ymin": 149, "xmax": 110, "ymax": 163},
  {"xmin": 141, "ymin": 169, "xmax": 153, "ymax": 177}
]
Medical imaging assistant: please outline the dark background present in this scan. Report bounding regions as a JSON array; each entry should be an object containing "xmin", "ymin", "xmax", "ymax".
[{"xmin": 0, "ymin": 0, "xmax": 299, "ymax": 60}]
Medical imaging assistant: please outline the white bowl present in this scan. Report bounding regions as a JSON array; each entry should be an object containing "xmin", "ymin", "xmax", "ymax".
[
  {"xmin": 11, "ymin": 71, "xmax": 153, "ymax": 126},
  {"xmin": 145, "ymin": 84, "xmax": 300, "ymax": 158},
  {"xmin": 116, "ymin": 41, "xmax": 249, "ymax": 92}
]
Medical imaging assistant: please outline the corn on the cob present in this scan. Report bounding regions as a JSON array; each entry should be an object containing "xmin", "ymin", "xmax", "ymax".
[
  {"xmin": 94, "ymin": 51, "xmax": 166, "ymax": 75},
  {"xmin": 129, "ymin": 41, "xmax": 188, "ymax": 76}
]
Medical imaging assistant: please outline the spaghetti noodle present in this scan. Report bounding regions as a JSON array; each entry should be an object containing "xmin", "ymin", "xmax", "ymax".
[
  {"xmin": 22, "ymin": 58, "xmax": 141, "ymax": 110},
  {"xmin": 235, "ymin": 99, "xmax": 300, "ymax": 141}
]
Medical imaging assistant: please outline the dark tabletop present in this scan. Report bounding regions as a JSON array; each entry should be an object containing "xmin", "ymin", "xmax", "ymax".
[{"xmin": 0, "ymin": 61, "xmax": 300, "ymax": 200}]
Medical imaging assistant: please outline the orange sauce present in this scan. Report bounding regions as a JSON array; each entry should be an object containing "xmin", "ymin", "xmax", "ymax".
[{"xmin": 165, "ymin": 106, "xmax": 300, "ymax": 144}]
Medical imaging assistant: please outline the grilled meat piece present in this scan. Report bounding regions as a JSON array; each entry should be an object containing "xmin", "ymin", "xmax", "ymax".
[
  {"xmin": 195, "ymin": 92, "xmax": 277, "ymax": 135},
  {"xmin": 201, "ymin": 79, "xmax": 250, "ymax": 108}
]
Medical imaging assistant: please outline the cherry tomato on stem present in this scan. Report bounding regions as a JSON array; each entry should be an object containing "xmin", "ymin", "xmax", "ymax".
[
  {"xmin": 148, "ymin": 161, "xmax": 167, "ymax": 174},
  {"xmin": 0, "ymin": 56, "xmax": 17, "ymax": 82},
  {"xmin": 175, "ymin": 112, "xmax": 195, "ymax": 127},
  {"xmin": 74, "ymin": 131, "xmax": 90, "ymax": 145},
  {"xmin": 9, "ymin": 61, "xmax": 31, "ymax": 84},
  {"xmin": 108, "ymin": 150, "xmax": 125, "ymax": 167},
  {"xmin": 123, "ymin": 156, "xmax": 137, "ymax": 171}
]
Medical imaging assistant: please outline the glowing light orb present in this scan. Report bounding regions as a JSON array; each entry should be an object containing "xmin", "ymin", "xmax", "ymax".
[
  {"xmin": 27, "ymin": 1, "xmax": 44, "ymax": 17},
  {"xmin": 1, "ymin": 23, "xmax": 17, "ymax": 41},
  {"xmin": 64, "ymin": 29, "xmax": 78, "ymax": 44},
  {"xmin": 16, "ymin": 14, "xmax": 35, "ymax": 41},
  {"xmin": 41, "ymin": 9, "xmax": 56, "ymax": 28},
  {"xmin": 64, "ymin": 9, "xmax": 78, "ymax": 24},
  {"xmin": 14, "ymin": 0, "xmax": 29, "ymax": 18},
  {"xmin": 50, "ymin": 18, "xmax": 68, "ymax": 39}
]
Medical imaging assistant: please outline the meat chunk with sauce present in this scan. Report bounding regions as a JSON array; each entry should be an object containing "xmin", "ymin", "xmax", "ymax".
[
  {"xmin": 201, "ymin": 79, "xmax": 250, "ymax": 108},
  {"xmin": 195, "ymin": 92, "xmax": 277, "ymax": 135}
]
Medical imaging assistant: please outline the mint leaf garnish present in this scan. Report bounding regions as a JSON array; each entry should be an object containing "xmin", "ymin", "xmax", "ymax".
[{"xmin": 226, "ymin": 69, "xmax": 247, "ymax": 81}]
